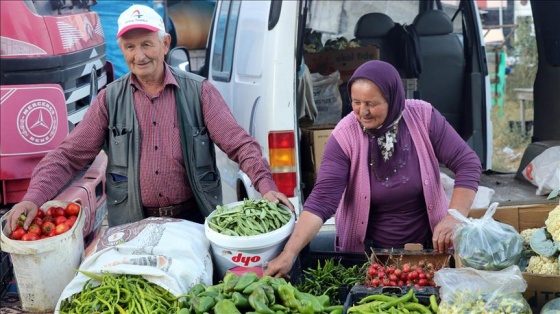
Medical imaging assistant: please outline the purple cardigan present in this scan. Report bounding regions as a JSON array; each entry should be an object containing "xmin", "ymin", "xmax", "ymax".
[{"xmin": 304, "ymin": 100, "xmax": 481, "ymax": 252}]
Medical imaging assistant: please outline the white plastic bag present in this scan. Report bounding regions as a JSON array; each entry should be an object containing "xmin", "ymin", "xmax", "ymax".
[
  {"xmin": 311, "ymin": 71, "xmax": 342, "ymax": 125},
  {"xmin": 450, "ymin": 202, "xmax": 523, "ymax": 270},
  {"xmin": 55, "ymin": 217, "xmax": 213, "ymax": 312},
  {"xmin": 440, "ymin": 172, "xmax": 495, "ymax": 209},
  {"xmin": 434, "ymin": 265, "xmax": 531, "ymax": 313},
  {"xmin": 522, "ymin": 146, "xmax": 560, "ymax": 196}
]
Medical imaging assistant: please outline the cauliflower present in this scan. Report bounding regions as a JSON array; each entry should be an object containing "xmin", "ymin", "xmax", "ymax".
[
  {"xmin": 520, "ymin": 228, "xmax": 540, "ymax": 247},
  {"xmin": 545, "ymin": 204, "xmax": 560, "ymax": 242},
  {"xmin": 525, "ymin": 255, "xmax": 560, "ymax": 275}
]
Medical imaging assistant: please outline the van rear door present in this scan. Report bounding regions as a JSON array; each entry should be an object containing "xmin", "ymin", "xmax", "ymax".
[{"xmin": 207, "ymin": 0, "xmax": 300, "ymax": 205}]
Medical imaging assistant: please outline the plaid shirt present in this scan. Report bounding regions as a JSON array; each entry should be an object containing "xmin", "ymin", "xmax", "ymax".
[{"xmin": 24, "ymin": 65, "xmax": 277, "ymax": 208}]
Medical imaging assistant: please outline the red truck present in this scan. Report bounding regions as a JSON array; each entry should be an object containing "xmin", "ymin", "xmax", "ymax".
[{"xmin": 0, "ymin": 0, "xmax": 112, "ymax": 282}]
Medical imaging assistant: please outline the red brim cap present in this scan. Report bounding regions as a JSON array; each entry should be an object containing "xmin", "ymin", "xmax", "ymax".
[{"xmin": 117, "ymin": 24, "xmax": 160, "ymax": 38}]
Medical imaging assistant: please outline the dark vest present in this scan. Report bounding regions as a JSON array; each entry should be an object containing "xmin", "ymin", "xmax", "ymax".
[{"xmin": 104, "ymin": 67, "xmax": 222, "ymax": 226}]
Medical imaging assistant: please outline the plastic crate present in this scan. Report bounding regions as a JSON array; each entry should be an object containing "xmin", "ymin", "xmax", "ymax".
[
  {"xmin": 295, "ymin": 249, "xmax": 370, "ymax": 303},
  {"xmin": 343, "ymin": 285, "xmax": 439, "ymax": 314}
]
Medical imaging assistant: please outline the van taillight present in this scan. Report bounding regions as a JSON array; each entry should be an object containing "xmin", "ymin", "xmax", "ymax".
[{"xmin": 268, "ymin": 131, "xmax": 296, "ymax": 197}]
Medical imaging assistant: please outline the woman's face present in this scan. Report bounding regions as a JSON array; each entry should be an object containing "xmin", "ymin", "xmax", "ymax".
[{"xmin": 351, "ymin": 79, "xmax": 389, "ymax": 130}]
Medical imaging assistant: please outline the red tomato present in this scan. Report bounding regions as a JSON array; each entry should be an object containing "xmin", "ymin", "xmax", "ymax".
[
  {"xmin": 55, "ymin": 208, "xmax": 66, "ymax": 217},
  {"xmin": 45, "ymin": 207, "xmax": 56, "ymax": 217},
  {"xmin": 10, "ymin": 227, "xmax": 26, "ymax": 240},
  {"xmin": 28, "ymin": 223, "xmax": 41, "ymax": 236},
  {"xmin": 65, "ymin": 203, "xmax": 80, "ymax": 216},
  {"xmin": 41, "ymin": 221, "xmax": 56, "ymax": 235},
  {"xmin": 47, "ymin": 229, "xmax": 57, "ymax": 237},
  {"xmin": 31, "ymin": 217, "xmax": 43, "ymax": 227},
  {"xmin": 54, "ymin": 216, "xmax": 67, "ymax": 225},
  {"xmin": 21, "ymin": 233, "xmax": 40, "ymax": 241},
  {"xmin": 65, "ymin": 215, "xmax": 77, "ymax": 228},
  {"xmin": 35, "ymin": 210, "xmax": 45, "ymax": 219},
  {"xmin": 55, "ymin": 223, "xmax": 70, "ymax": 235}
]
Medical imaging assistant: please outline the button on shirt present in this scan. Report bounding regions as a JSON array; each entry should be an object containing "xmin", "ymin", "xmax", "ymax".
[{"xmin": 23, "ymin": 64, "xmax": 277, "ymax": 209}]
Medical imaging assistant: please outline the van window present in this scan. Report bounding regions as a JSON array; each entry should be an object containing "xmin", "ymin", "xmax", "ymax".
[{"xmin": 211, "ymin": 0, "xmax": 241, "ymax": 82}]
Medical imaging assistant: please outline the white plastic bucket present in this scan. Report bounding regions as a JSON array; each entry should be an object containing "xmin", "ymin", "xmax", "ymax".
[
  {"xmin": 0, "ymin": 200, "xmax": 85, "ymax": 312},
  {"xmin": 204, "ymin": 201, "xmax": 295, "ymax": 277}
]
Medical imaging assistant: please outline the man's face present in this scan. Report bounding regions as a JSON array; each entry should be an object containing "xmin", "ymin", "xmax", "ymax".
[{"xmin": 119, "ymin": 28, "xmax": 170, "ymax": 79}]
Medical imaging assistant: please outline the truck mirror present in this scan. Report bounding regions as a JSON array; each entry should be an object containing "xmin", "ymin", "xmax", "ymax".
[{"xmin": 167, "ymin": 47, "xmax": 191, "ymax": 73}]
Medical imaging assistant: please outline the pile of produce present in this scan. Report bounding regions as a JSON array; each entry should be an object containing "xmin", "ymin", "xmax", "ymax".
[
  {"xmin": 452, "ymin": 205, "xmax": 524, "ymax": 271},
  {"xmin": 347, "ymin": 288, "xmax": 439, "ymax": 314},
  {"xmin": 295, "ymin": 258, "xmax": 366, "ymax": 305},
  {"xmin": 59, "ymin": 271, "xmax": 183, "ymax": 313},
  {"xmin": 365, "ymin": 259, "xmax": 441, "ymax": 288},
  {"xmin": 207, "ymin": 199, "xmax": 292, "ymax": 236},
  {"xmin": 8, "ymin": 202, "xmax": 80, "ymax": 241},
  {"xmin": 303, "ymin": 28, "xmax": 361, "ymax": 53},
  {"xmin": 520, "ymin": 203, "xmax": 560, "ymax": 275},
  {"xmin": 182, "ymin": 271, "xmax": 343, "ymax": 314},
  {"xmin": 438, "ymin": 290, "xmax": 531, "ymax": 313}
]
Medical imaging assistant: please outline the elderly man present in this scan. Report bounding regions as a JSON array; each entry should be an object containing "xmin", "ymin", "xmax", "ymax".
[{"xmin": 7, "ymin": 4, "xmax": 293, "ymax": 232}]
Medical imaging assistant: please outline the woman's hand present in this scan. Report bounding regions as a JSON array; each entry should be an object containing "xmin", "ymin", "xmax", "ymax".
[
  {"xmin": 432, "ymin": 214, "xmax": 459, "ymax": 253},
  {"xmin": 6, "ymin": 201, "xmax": 39, "ymax": 234},
  {"xmin": 263, "ymin": 190, "xmax": 296, "ymax": 214},
  {"xmin": 263, "ymin": 250, "xmax": 297, "ymax": 278}
]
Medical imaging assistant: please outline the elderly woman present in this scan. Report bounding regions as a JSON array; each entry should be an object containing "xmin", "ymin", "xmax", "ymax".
[{"xmin": 265, "ymin": 60, "xmax": 481, "ymax": 278}]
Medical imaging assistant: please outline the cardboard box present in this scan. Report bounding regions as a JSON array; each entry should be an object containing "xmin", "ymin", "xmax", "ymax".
[
  {"xmin": 304, "ymin": 46, "xmax": 380, "ymax": 82},
  {"xmin": 299, "ymin": 126, "xmax": 335, "ymax": 199},
  {"xmin": 300, "ymin": 127, "xmax": 335, "ymax": 176},
  {"xmin": 468, "ymin": 203, "xmax": 559, "ymax": 312}
]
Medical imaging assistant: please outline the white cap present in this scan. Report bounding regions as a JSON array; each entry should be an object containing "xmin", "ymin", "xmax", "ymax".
[{"xmin": 117, "ymin": 4, "xmax": 165, "ymax": 38}]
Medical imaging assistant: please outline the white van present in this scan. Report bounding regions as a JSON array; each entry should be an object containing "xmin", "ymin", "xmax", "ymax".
[{"xmin": 189, "ymin": 0, "xmax": 492, "ymax": 213}]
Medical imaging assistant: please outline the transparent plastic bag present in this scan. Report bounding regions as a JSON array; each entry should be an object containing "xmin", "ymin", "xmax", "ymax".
[
  {"xmin": 450, "ymin": 202, "xmax": 523, "ymax": 270},
  {"xmin": 434, "ymin": 265, "xmax": 531, "ymax": 314}
]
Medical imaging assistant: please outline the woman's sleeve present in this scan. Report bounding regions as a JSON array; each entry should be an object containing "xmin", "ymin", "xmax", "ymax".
[
  {"xmin": 429, "ymin": 108, "xmax": 482, "ymax": 191},
  {"xmin": 303, "ymin": 135, "xmax": 351, "ymax": 221}
]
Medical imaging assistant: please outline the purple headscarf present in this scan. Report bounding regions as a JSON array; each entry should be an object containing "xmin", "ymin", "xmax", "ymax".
[{"xmin": 347, "ymin": 60, "xmax": 406, "ymax": 137}]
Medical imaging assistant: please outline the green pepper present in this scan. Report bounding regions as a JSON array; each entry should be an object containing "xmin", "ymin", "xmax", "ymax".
[
  {"xmin": 277, "ymin": 284, "xmax": 302, "ymax": 311},
  {"xmin": 189, "ymin": 283, "xmax": 207, "ymax": 296},
  {"xmin": 429, "ymin": 294, "xmax": 439, "ymax": 313},
  {"xmin": 205, "ymin": 282, "xmax": 224, "ymax": 293},
  {"xmin": 197, "ymin": 291, "xmax": 219, "ymax": 298},
  {"xmin": 260, "ymin": 284, "xmax": 276, "ymax": 305},
  {"xmin": 324, "ymin": 305, "xmax": 344, "ymax": 313},
  {"xmin": 223, "ymin": 272, "xmax": 240, "ymax": 293},
  {"xmin": 379, "ymin": 288, "xmax": 414, "ymax": 310},
  {"xmin": 214, "ymin": 299, "xmax": 241, "ymax": 314},
  {"xmin": 234, "ymin": 272, "xmax": 259, "ymax": 292},
  {"xmin": 243, "ymin": 282, "xmax": 262, "ymax": 295},
  {"xmin": 329, "ymin": 308, "xmax": 343, "ymax": 314},
  {"xmin": 191, "ymin": 295, "xmax": 215, "ymax": 314},
  {"xmin": 403, "ymin": 302, "xmax": 432, "ymax": 314},
  {"xmin": 232, "ymin": 291, "xmax": 250, "ymax": 309},
  {"xmin": 176, "ymin": 308, "xmax": 190, "ymax": 314},
  {"xmin": 297, "ymin": 299, "xmax": 315, "ymax": 314},
  {"xmin": 249, "ymin": 286, "xmax": 275, "ymax": 314},
  {"xmin": 270, "ymin": 303, "xmax": 287, "ymax": 311},
  {"xmin": 317, "ymin": 294, "xmax": 331, "ymax": 307},
  {"xmin": 294, "ymin": 289, "xmax": 323, "ymax": 313}
]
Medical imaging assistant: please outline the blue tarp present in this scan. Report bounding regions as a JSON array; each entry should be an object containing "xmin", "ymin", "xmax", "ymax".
[{"xmin": 92, "ymin": 0, "xmax": 164, "ymax": 78}]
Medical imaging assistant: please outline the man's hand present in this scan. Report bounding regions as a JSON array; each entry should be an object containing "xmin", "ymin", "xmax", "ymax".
[
  {"xmin": 263, "ymin": 191, "xmax": 296, "ymax": 214},
  {"xmin": 6, "ymin": 201, "xmax": 39, "ymax": 234}
]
